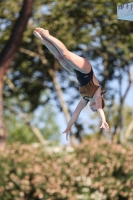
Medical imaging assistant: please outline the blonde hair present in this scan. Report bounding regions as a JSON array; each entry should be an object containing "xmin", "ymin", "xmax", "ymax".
[{"xmin": 101, "ymin": 89, "xmax": 107, "ymax": 95}]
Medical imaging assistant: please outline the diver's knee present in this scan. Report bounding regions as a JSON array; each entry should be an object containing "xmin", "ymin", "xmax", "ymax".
[
  {"xmin": 61, "ymin": 51, "xmax": 70, "ymax": 60},
  {"xmin": 56, "ymin": 53, "xmax": 62, "ymax": 60}
]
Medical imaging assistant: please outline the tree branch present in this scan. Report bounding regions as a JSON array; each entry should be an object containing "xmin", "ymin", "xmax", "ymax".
[
  {"xmin": 0, "ymin": 0, "xmax": 33, "ymax": 75},
  {"xmin": 121, "ymin": 66, "xmax": 133, "ymax": 104}
]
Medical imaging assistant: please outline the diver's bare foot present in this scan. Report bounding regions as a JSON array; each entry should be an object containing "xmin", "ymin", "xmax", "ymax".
[
  {"xmin": 33, "ymin": 30, "xmax": 43, "ymax": 40},
  {"xmin": 35, "ymin": 28, "xmax": 49, "ymax": 38}
]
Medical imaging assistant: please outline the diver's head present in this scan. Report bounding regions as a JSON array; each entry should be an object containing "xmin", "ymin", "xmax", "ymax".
[{"xmin": 89, "ymin": 97, "xmax": 105, "ymax": 112}]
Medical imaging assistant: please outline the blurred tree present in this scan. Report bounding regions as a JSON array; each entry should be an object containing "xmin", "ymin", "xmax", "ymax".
[
  {"xmin": 0, "ymin": 0, "xmax": 33, "ymax": 149},
  {"xmin": 32, "ymin": 104, "xmax": 60, "ymax": 143},
  {"xmin": 85, "ymin": 104, "xmax": 133, "ymax": 144},
  {"xmin": 1, "ymin": 0, "xmax": 133, "ymax": 144},
  {"xmin": 4, "ymin": 102, "xmax": 60, "ymax": 144}
]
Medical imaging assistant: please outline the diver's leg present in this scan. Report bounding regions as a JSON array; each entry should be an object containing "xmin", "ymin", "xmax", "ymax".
[
  {"xmin": 34, "ymin": 28, "xmax": 92, "ymax": 73},
  {"xmin": 34, "ymin": 30, "xmax": 74, "ymax": 73}
]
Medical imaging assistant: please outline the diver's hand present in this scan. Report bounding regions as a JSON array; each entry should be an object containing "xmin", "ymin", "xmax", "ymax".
[
  {"xmin": 63, "ymin": 128, "xmax": 69, "ymax": 141},
  {"xmin": 100, "ymin": 121, "xmax": 110, "ymax": 132}
]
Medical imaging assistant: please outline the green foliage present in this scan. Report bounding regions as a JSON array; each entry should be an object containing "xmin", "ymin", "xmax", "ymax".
[
  {"xmin": 85, "ymin": 104, "xmax": 133, "ymax": 143},
  {"xmin": 32, "ymin": 104, "xmax": 60, "ymax": 143},
  {"xmin": 3, "ymin": 0, "xmax": 133, "ymax": 109},
  {"xmin": 105, "ymin": 104, "xmax": 133, "ymax": 140},
  {"xmin": 4, "ymin": 102, "xmax": 60, "ymax": 144},
  {"xmin": 1, "ymin": 140, "xmax": 133, "ymax": 199},
  {"xmin": 0, "ymin": 0, "xmax": 24, "ymax": 45},
  {"xmin": 4, "ymin": 111, "xmax": 37, "ymax": 144},
  {"xmin": 1, "ymin": 0, "xmax": 133, "ymax": 140}
]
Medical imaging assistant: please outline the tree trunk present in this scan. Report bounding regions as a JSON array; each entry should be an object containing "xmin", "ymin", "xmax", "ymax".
[
  {"xmin": 0, "ymin": 71, "xmax": 7, "ymax": 150},
  {"xmin": 0, "ymin": 0, "xmax": 33, "ymax": 149},
  {"xmin": 124, "ymin": 121, "xmax": 133, "ymax": 144},
  {"xmin": 112, "ymin": 65, "xmax": 132, "ymax": 143},
  {"xmin": 19, "ymin": 46, "xmax": 76, "ymax": 145},
  {"xmin": 4, "ymin": 76, "xmax": 46, "ymax": 147},
  {"xmin": 0, "ymin": 0, "xmax": 33, "ymax": 71},
  {"xmin": 48, "ymin": 68, "xmax": 70, "ymax": 122}
]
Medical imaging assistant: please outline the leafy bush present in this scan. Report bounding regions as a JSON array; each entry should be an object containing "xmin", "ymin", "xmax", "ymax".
[{"xmin": 0, "ymin": 139, "xmax": 133, "ymax": 200}]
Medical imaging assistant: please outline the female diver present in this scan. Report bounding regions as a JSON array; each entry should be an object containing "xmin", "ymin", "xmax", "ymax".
[{"xmin": 33, "ymin": 28, "xmax": 110, "ymax": 141}]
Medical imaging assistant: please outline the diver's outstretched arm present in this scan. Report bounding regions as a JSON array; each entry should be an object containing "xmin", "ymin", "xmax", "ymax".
[{"xmin": 63, "ymin": 99, "xmax": 88, "ymax": 141}]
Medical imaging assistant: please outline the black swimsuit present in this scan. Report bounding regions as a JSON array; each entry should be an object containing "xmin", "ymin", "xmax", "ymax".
[
  {"xmin": 74, "ymin": 68, "xmax": 93, "ymax": 86},
  {"xmin": 74, "ymin": 68, "xmax": 100, "ymax": 100}
]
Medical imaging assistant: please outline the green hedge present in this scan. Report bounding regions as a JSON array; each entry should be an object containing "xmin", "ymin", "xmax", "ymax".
[{"xmin": 0, "ymin": 140, "xmax": 133, "ymax": 200}]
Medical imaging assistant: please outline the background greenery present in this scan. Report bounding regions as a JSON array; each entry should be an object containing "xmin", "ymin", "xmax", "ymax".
[
  {"xmin": 0, "ymin": 0, "xmax": 133, "ymax": 199},
  {"xmin": 0, "ymin": 139, "xmax": 133, "ymax": 200},
  {"xmin": 1, "ymin": 0, "xmax": 133, "ymax": 144}
]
